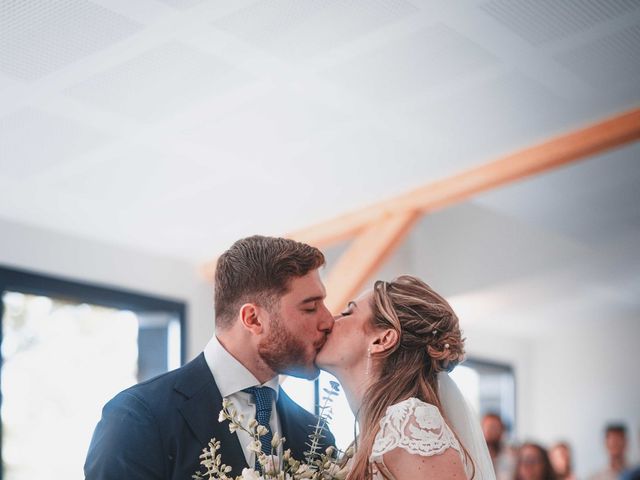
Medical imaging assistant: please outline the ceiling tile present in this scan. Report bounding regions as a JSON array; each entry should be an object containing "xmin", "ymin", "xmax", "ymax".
[
  {"xmin": 0, "ymin": 0, "xmax": 142, "ymax": 81},
  {"xmin": 323, "ymin": 23, "xmax": 497, "ymax": 103},
  {"xmin": 154, "ymin": 0, "xmax": 207, "ymax": 10},
  {"xmin": 65, "ymin": 41, "xmax": 253, "ymax": 121},
  {"xmin": 555, "ymin": 24, "xmax": 640, "ymax": 89},
  {"xmin": 480, "ymin": 0, "xmax": 640, "ymax": 45},
  {"xmin": 403, "ymin": 72, "xmax": 571, "ymax": 164},
  {"xmin": 0, "ymin": 108, "xmax": 110, "ymax": 180},
  {"xmin": 212, "ymin": 0, "xmax": 419, "ymax": 61},
  {"xmin": 180, "ymin": 87, "xmax": 350, "ymax": 163},
  {"xmin": 48, "ymin": 146, "xmax": 223, "ymax": 208}
]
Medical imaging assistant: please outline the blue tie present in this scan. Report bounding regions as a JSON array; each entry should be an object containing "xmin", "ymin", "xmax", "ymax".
[{"xmin": 243, "ymin": 386, "xmax": 275, "ymax": 470}]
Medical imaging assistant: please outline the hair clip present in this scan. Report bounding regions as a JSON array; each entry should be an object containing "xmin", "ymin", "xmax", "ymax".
[
  {"xmin": 432, "ymin": 329, "xmax": 438, "ymax": 336},
  {"xmin": 444, "ymin": 343, "xmax": 450, "ymax": 349}
]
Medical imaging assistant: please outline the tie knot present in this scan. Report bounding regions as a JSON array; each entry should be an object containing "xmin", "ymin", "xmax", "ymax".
[{"xmin": 243, "ymin": 386, "xmax": 274, "ymax": 412}]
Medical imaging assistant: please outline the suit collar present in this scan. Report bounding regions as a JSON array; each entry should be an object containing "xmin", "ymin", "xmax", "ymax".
[
  {"xmin": 175, "ymin": 354, "xmax": 249, "ymax": 473},
  {"xmin": 173, "ymin": 353, "xmax": 214, "ymax": 399}
]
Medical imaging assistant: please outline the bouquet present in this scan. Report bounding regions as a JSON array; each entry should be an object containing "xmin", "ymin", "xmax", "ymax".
[{"xmin": 193, "ymin": 381, "xmax": 352, "ymax": 480}]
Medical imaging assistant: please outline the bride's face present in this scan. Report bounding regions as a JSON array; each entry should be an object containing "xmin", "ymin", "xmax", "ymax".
[{"xmin": 316, "ymin": 290, "xmax": 375, "ymax": 376}]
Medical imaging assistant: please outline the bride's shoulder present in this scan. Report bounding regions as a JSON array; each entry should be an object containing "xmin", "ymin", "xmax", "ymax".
[
  {"xmin": 373, "ymin": 397, "xmax": 459, "ymax": 458},
  {"xmin": 376, "ymin": 397, "xmax": 451, "ymax": 444},
  {"xmin": 382, "ymin": 397, "xmax": 445, "ymax": 424}
]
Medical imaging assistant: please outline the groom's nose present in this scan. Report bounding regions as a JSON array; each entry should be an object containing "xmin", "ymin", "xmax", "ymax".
[{"xmin": 319, "ymin": 304, "xmax": 334, "ymax": 332}]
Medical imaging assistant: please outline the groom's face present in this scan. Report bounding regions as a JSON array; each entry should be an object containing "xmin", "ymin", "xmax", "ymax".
[{"xmin": 257, "ymin": 269, "xmax": 333, "ymax": 379}]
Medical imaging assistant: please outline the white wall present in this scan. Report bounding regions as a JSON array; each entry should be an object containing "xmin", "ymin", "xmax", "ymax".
[
  {"xmin": 529, "ymin": 317, "xmax": 640, "ymax": 478},
  {"xmin": 0, "ymin": 218, "xmax": 213, "ymax": 359}
]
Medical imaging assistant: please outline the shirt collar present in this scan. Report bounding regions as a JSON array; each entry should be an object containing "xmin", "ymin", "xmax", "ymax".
[{"xmin": 203, "ymin": 334, "xmax": 279, "ymax": 399}]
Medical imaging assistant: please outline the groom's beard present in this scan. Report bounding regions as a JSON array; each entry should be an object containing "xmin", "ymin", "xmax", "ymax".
[{"xmin": 257, "ymin": 313, "xmax": 319, "ymax": 380}]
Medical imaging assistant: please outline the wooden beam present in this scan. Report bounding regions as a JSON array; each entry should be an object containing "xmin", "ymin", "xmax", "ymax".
[
  {"xmin": 323, "ymin": 210, "xmax": 420, "ymax": 314},
  {"xmin": 199, "ymin": 261, "xmax": 217, "ymax": 282},
  {"xmin": 201, "ymin": 107, "xmax": 640, "ymax": 280},
  {"xmin": 286, "ymin": 107, "xmax": 640, "ymax": 248}
]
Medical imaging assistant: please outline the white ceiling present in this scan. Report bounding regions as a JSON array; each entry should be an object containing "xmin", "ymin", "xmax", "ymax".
[{"xmin": 0, "ymin": 0, "xmax": 639, "ymax": 334}]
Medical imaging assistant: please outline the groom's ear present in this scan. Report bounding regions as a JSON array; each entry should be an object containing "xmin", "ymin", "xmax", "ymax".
[
  {"xmin": 372, "ymin": 328, "xmax": 399, "ymax": 354},
  {"xmin": 239, "ymin": 303, "xmax": 264, "ymax": 335}
]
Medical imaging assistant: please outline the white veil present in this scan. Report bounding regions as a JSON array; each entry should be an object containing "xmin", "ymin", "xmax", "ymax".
[{"xmin": 438, "ymin": 372, "xmax": 496, "ymax": 480}]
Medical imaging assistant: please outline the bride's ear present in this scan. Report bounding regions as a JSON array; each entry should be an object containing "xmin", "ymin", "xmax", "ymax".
[{"xmin": 371, "ymin": 328, "xmax": 399, "ymax": 354}]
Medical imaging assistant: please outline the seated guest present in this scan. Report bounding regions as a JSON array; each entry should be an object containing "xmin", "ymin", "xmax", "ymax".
[{"xmin": 514, "ymin": 443, "xmax": 557, "ymax": 480}]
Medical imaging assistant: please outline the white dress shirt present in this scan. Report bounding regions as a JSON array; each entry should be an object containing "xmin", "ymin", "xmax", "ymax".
[{"xmin": 203, "ymin": 335, "xmax": 281, "ymax": 467}]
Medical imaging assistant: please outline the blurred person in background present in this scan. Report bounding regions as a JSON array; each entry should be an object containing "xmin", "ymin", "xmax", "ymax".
[
  {"xmin": 621, "ymin": 465, "xmax": 640, "ymax": 480},
  {"xmin": 620, "ymin": 426, "xmax": 640, "ymax": 480},
  {"xmin": 588, "ymin": 424, "xmax": 629, "ymax": 480},
  {"xmin": 483, "ymin": 412, "xmax": 517, "ymax": 480},
  {"xmin": 549, "ymin": 442, "xmax": 577, "ymax": 480},
  {"xmin": 515, "ymin": 443, "xmax": 557, "ymax": 480}
]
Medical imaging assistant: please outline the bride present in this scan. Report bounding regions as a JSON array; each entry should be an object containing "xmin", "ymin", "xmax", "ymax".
[{"xmin": 316, "ymin": 275, "xmax": 495, "ymax": 480}]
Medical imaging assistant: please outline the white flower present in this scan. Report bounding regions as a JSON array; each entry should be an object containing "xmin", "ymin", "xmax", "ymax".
[
  {"xmin": 271, "ymin": 432, "xmax": 281, "ymax": 449},
  {"xmin": 260, "ymin": 454, "xmax": 280, "ymax": 475},
  {"xmin": 240, "ymin": 468, "xmax": 262, "ymax": 480},
  {"xmin": 256, "ymin": 425, "xmax": 268, "ymax": 436},
  {"xmin": 247, "ymin": 440, "xmax": 262, "ymax": 453},
  {"xmin": 218, "ymin": 410, "xmax": 226, "ymax": 423},
  {"xmin": 324, "ymin": 462, "xmax": 350, "ymax": 480},
  {"xmin": 295, "ymin": 464, "xmax": 316, "ymax": 478}
]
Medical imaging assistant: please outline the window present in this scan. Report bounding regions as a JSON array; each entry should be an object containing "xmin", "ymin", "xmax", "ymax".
[
  {"xmin": 282, "ymin": 371, "xmax": 355, "ymax": 452},
  {"xmin": 455, "ymin": 358, "xmax": 516, "ymax": 438},
  {"xmin": 0, "ymin": 267, "xmax": 186, "ymax": 480}
]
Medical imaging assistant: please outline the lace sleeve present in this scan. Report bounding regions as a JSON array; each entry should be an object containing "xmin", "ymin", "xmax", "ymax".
[{"xmin": 370, "ymin": 397, "xmax": 462, "ymax": 464}]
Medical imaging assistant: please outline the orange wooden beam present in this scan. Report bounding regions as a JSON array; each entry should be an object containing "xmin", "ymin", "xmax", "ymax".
[
  {"xmin": 286, "ymin": 107, "xmax": 640, "ymax": 248},
  {"xmin": 323, "ymin": 210, "xmax": 420, "ymax": 313},
  {"xmin": 201, "ymin": 107, "xmax": 640, "ymax": 281}
]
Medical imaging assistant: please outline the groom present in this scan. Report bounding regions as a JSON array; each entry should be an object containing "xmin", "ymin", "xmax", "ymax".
[{"xmin": 84, "ymin": 235, "xmax": 336, "ymax": 479}]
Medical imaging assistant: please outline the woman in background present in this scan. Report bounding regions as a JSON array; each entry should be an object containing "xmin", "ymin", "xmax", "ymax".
[
  {"xmin": 515, "ymin": 443, "xmax": 557, "ymax": 480},
  {"xmin": 549, "ymin": 442, "xmax": 577, "ymax": 480}
]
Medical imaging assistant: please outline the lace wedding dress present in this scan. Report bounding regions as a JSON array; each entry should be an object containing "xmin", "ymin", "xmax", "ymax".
[{"xmin": 369, "ymin": 397, "xmax": 472, "ymax": 480}]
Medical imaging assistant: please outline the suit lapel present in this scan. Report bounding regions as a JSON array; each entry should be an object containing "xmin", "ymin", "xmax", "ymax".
[{"xmin": 175, "ymin": 354, "xmax": 249, "ymax": 474}]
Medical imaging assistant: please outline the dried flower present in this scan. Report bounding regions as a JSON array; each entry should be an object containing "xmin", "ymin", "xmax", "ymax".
[{"xmin": 194, "ymin": 383, "xmax": 346, "ymax": 480}]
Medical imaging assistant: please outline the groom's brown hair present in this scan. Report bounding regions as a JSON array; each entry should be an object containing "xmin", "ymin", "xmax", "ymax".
[{"xmin": 214, "ymin": 235, "xmax": 325, "ymax": 328}]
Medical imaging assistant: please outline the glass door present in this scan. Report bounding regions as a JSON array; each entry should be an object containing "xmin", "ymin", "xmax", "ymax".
[{"xmin": 0, "ymin": 267, "xmax": 185, "ymax": 480}]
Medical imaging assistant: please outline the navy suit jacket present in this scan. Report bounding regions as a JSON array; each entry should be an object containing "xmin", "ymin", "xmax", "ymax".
[{"xmin": 84, "ymin": 353, "xmax": 335, "ymax": 479}]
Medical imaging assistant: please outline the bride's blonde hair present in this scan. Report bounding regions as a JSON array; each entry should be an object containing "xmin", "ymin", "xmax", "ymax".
[{"xmin": 347, "ymin": 275, "xmax": 474, "ymax": 480}]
